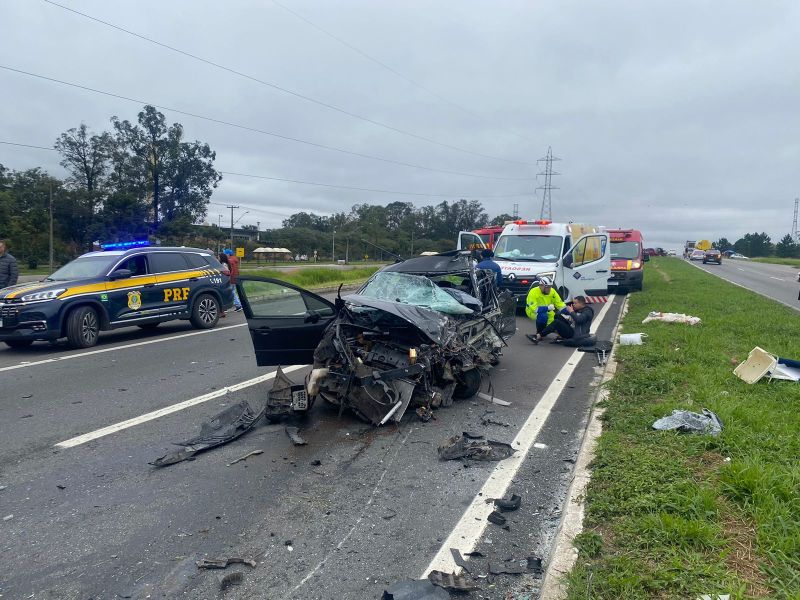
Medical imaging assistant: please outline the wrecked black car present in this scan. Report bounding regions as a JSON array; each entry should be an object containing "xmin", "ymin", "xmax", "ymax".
[{"xmin": 236, "ymin": 251, "xmax": 517, "ymax": 426}]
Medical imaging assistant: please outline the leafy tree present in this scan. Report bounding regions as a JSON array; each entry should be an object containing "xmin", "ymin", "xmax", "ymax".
[
  {"xmin": 490, "ymin": 213, "xmax": 516, "ymax": 226},
  {"xmin": 775, "ymin": 234, "xmax": 799, "ymax": 258},
  {"xmin": 713, "ymin": 237, "xmax": 732, "ymax": 251},
  {"xmin": 54, "ymin": 124, "xmax": 111, "ymax": 193},
  {"xmin": 733, "ymin": 232, "xmax": 772, "ymax": 257}
]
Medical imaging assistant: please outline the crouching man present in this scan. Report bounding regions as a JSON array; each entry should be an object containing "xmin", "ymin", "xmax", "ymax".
[
  {"xmin": 524, "ymin": 277, "xmax": 565, "ymax": 341},
  {"xmin": 527, "ymin": 294, "xmax": 594, "ymax": 345}
]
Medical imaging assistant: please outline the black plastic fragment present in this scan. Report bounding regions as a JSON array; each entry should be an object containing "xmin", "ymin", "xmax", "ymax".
[
  {"xmin": 487, "ymin": 511, "xmax": 507, "ymax": 526},
  {"xmin": 494, "ymin": 493, "xmax": 522, "ymax": 512},
  {"xmin": 382, "ymin": 579, "xmax": 449, "ymax": 600}
]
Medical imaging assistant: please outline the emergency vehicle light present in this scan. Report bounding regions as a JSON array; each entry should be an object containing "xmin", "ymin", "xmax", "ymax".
[
  {"xmin": 101, "ymin": 240, "xmax": 150, "ymax": 251},
  {"xmin": 512, "ymin": 219, "xmax": 552, "ymax": 226}
]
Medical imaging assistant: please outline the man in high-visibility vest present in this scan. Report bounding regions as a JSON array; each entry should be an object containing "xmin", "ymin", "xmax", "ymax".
[{"xmin": 524, "ymin": 276, "xmax": 566, "ymax": 343}]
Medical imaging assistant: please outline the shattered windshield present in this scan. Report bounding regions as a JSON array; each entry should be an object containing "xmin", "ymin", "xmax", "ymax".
[
  {"xmin": 358, "ymin": 272, "xmax": 474, "ymax": 315},
  {"xmin": 493, "ymin": 235, "xmax": 562, "ymax": 262}
]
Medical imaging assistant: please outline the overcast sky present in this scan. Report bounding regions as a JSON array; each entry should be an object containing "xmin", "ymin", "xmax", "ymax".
[{"xmin": 1, "ymin": 0, "xmax": 799, "ymax": 249}]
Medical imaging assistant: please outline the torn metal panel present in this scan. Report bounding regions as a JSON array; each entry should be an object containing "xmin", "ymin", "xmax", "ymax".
[
  {"xmin": 267, "ymin": 365, "xmax": 310, "ymax": 417},
  {"xmin": 285, "ymin": 426, "xmax": 307, "ymax": 446},
  {"xmin": 427, "ymin": 570, "xmax": 479, "ymax": 592},
  {"xmin": 437, "ymin": 433, "xmax": 515, "ymax": 461}
]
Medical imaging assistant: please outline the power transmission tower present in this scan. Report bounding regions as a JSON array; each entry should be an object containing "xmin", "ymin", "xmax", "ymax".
[
  {"xmin": 793, "ymin": 198, "xmax": 799, "ymax": 242},
  {"xmin": 512, "ymin": 203, "xmax": 519, "ymax": 219},
  {"xmin": 536, "ymin": 147, "xmax": 560, "ymax": 220}
]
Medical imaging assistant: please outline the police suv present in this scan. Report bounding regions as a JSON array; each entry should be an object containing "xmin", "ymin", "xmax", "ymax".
[{"xmin": 0, "ymin": 243, "xmax": 233, "ymax": 349}]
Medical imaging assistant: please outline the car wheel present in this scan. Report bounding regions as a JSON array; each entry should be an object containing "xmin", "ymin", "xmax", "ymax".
[
  {"xmin": 66, "ymin": 306, "xmax": 100, "ymax": 349},
  {"xmin": 453, "ymin": 368, "xmax": 482, "ymax": 400},
  {"xmin": 4, "ymin": 339, "xmax": 34, "ymax": 349},
  {"xmin": 190, "ymin": 294, "xmax": 220, "ymax": 329},
  {"xmin": 138, "ymin": 322, "xmax": 160, "ymax": 330}
]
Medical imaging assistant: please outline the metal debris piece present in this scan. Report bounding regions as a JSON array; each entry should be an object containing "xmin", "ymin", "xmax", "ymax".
[
  {"xmin": 382, "ymin": 579, "xmax": 449, "ymax": 600},
  {"xmin": 493, "ymin": 494, "xmax": 522, "ymax": 512},
  {"xmin": 438, "ymin": 434, "xmax": 514, "ymax": 461},
  {"xmin": 196, "ymin": 557, "xmax": 257, "ymax": 569},
  {"xmin": 481, "ymin": 415, "xmax": 510, "ymax": 427},
  {"xmin": 527, "ymin": 556, "xmax": 543, "ymax": 574},
  {"xmin": 150, "ymin": 400, "xmax": 263, "ymax": 467},
  {"xmin": 449, "ymin": 548, "xmax": 471, "ymax": 573},
  {"xmin": 285, "ymin": 426, "xmax": 307, "ymax": 446},
  {"xmin": 487, "ymin": 511, "xmax": 507, "ymax": 526},
  {"xmin": 488, "ymin": 560, "xmax": 526, "ymax": 575},
  {"xmin": 218, "ymin": 571, "xmax": 244, "ymax": 590},
  {"xmin": 227, "ymin": 450, "xmax": 264, "ymax": 466},
  {"xmin": 427, "ymin": 570, "xmax": 479, "ymax": 592},
  {"xmin": 267, "ymin": 366, "xmax": 310, "ymax": 418},
  {"xmin": 416, "ymin": 406, "xmax": 434, "ymax": 422}
]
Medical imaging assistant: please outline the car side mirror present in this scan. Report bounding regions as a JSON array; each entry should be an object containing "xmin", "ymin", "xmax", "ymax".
[
  {"xmin": 110, "ymin": 268, "xmax": 133, "ymax": 280},
  {"xmin": 304, "ymin": 310, "xmax": 321, "ymax": 324},
  {"xmin": 642, "ymin": 254, "xmax": 650, "ymax": 262},
  {"xmin": 562, "ymin": 253, "xmax": 573, "ymax": 268}
]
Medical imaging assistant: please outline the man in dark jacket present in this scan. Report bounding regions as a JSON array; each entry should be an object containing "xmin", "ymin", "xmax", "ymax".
[
  {"xmin": 476, "ymin": 248, "xmax": 502, "ymax": 286},
  {"xmin": 0, "ymin": 240, "xmax": 19, "ymax": 289},
  {"xmin": 527, "ymin": 295, "xmax": 594, "ymax": 344}
]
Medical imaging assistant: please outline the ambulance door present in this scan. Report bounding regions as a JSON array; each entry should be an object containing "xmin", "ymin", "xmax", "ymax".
[
  {"xmin": 559, "ymin": 233, "xmax": 610, "ymax": 299},
  {"xmin": 456, "ymin": 232, "xmax": 487, "ymax": 251}
]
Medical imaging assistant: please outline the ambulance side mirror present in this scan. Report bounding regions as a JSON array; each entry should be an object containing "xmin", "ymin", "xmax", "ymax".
[{"xmin": 643, "ymin": 254, "xmax": 650, "ymax": 262}]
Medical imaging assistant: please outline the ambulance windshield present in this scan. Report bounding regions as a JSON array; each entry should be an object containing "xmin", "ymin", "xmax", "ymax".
[
  {"xmin": 493, "ymin": 235, "xmax": 562, "ymax": 262},
  {"xmin": 610, "ymin": 241, "xmax": 641, "ymax": 260}
]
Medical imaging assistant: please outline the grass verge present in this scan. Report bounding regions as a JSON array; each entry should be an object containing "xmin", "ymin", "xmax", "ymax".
[
  {"xmin": 750, "ymin": 257, "xmax": 800, "ymax": 268},
  {"xmin": 566, "ymin": 257, "xmax": 800, "ymax": 600},
  {"xmin": 238, "ymin": 266, "xmax": 380, "ymax": 289}
]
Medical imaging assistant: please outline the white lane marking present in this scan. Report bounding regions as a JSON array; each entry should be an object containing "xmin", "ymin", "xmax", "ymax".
[
  {"xmin": 54, "ymin": 364, "xmax": 306, "ymax": 449},
  {"xmin": 769, "ymin": 276, "xmax": 786, "ymax": 281},
  {"xmin": 737, "ymin": 268, "xmax": 745, "ymax": 271},
  {"xmin": 478, "ymin": 392, "xmax": 511, "ymax": 406},
  {"xmin": 0, "ymin": 324, "xmax": 247, "ymax": 373},
  {"xmin": 421, "ymin": 299, "xmax": 614, "ymax": 576}
]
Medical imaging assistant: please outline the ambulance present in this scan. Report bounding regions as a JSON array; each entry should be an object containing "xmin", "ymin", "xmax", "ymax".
[
  {"xmin": 607, "ymin": 229, "xmax": 645, "ymax": 291},
  {"xmin": 458, "ymin": 220, "xmax": 611, "ymax": 306}
]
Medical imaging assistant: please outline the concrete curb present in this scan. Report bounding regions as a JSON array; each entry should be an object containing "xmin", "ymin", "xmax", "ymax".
[{"xmin": 539, "ymin": 295, "xmax": 629, "ymax": 600}]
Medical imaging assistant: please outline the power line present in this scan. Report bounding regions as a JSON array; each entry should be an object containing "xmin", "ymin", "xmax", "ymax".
[
  {"xmin": 41, "ymin": 0, "xmax": 534, "ymax": 167},
  {"xmin": 269, "ymin": 0, "xmax": 535, "ymax": 146},
  {"xmin": 220, "ymin": 170, "xmax": 527, "ymax": 198},
  {"xmin": 0, "ymin": 141, "xmax": 528, "ymax": 199},
  {"xmin": 0, "ymin": 65, "xmax": 531, "ymax": 182}
]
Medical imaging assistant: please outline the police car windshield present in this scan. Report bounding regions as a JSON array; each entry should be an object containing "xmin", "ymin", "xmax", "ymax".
[
  {"xmin": 611, "ymin": 241, "xmax": 640, "ymax": 260},
  {"xmin": 48, "ymin": 255, "xmax": 119, "ymax": 281},
  {"xmin": 493, "ymin": 235, "xmax": 562, "ymax": 262}
]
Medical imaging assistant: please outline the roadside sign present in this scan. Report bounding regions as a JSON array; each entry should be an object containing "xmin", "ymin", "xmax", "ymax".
[{"xmin": 235, "ymin": 247, "xmax": 245, "ymax": 258}]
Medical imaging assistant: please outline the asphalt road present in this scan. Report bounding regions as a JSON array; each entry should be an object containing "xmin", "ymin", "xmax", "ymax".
[
  {"xmin": 689, "ymin": 257, "xmax": 800, "ymax": 310},
  {"xmin": 0, "ymin": 296, "xmax": 624, "ymax": 600}
]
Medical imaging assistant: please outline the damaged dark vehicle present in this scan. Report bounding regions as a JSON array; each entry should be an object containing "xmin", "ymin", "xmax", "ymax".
[{"xmin": 237, "ymin": 251, "xmax": 517, "ymax": 426}]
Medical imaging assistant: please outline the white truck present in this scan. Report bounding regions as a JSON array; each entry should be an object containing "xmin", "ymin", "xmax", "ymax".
[{"xmin": 458, "ymin": 219, "xmax": 611, "ymax": 306}]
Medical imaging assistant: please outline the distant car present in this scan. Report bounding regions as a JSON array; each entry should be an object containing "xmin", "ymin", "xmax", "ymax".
[
  {"xmin": 667, "ymin": 250, "xmax": 677, "ymax": 256},
  {"xmin": 644, "ymin": 248, "xmax": 657, "ymax": 257},
  {"xmin": 690, "ymin": 249, "xmax": 705, "ymax": 261},
  {"xmin": 730, "ymin": 253, "xmax": 749, "ymax": 260},
  {"xmin": 703, "ymin": 249, "xmax": 722, "ymax": 264}
]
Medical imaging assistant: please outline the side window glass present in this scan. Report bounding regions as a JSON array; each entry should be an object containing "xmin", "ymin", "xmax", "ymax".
[
  {"xmin": 241, "ymin": 281, "xmax": 307, "ymax": 317},
  {"xmin": 304, "ymin": 293, "xmax": 335, "ymax": 316},
  {"xmin": 570, "ymin": 235, "xmax": 604, "ymax": 267},
  {"xmin": 570, "ymin": 238, "xmax": 587, "ymax": 267},
  {"xmin": 150, "ymin": 252, "xmax": 190, "ymax": 274},
  {"xmin": 185, "ymin": 253, "xmax": 209, "ymax": 269},
  {"xmin": 115, "ymin": 255, "xmax": 148, "ymax": 276}
]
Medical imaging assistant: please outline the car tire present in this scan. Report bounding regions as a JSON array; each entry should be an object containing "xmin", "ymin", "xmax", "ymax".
[
  {"xmin": 138, "ymin": 322, "xmax": 160, "ymax": 330},
  {"xmin": 4, "ymin": 339, "xmax": 34, "ymax": 349},
  {"xmin": 453, "ymin": 368, "xmax": 482, "ymax": 400},
  {"xmin": 66, "ymin": 305, "xmax": 100, "ymax": 349},
  {"xmin": 190, "ymin": 294, "xmax": 220, "ymax": 329}
]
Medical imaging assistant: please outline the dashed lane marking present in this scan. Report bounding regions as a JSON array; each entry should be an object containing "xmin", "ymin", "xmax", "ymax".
[{"xmin": 54, "ymin": 364, "xmax": 306, "ymax": 449}]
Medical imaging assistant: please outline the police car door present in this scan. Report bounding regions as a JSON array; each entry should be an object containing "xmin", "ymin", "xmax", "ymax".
[
  {"xmin": 560, "ymin": 233, "xmax": 610, "ymax": 299},
  {"xmin": 236, "ymin": 277, "xmax": 337, "ymax": 366},
  {"xmin": 107, "ymin": 253, "xmax": 161, "ymax": 322},
  {"xmin": 150, "ymin": 252, "xmax": 195, "ymax": 316}
]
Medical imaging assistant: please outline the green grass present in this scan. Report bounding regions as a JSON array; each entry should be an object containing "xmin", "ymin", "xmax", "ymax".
[
  {"xmin": 750, "ymin": 257, "xmax": 800, "ymax": 267},
  {"xmin": 566, "ymin": 258, "xmax": 800, "ymax": 600},
  {"xmin": 238, "ymin": 266, "xmax": 380, "ymax": 289}
]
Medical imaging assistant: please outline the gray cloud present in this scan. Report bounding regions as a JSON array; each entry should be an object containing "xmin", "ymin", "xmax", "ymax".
[{"xmin": 1, "ymin": 0, "xmax": 798, "ymax": 250}]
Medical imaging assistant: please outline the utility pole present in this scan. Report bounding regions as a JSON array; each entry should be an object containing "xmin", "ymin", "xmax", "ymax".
[
  {"xmin": 793, "ymin": 198, "xmax": 799, "ymax": 242},
  {"xmin": 512, "ymin": 203, "xmax": 519, "ymax": 219},
  {"xmin": 332, "ymin": 229, "xmax": 336, "ymax": 263},
  {"xmin": 536, "ymin": 147, "xmax": 561, "ymax": 221},
  {"xmin": 226, "ymin": 205, "xmax": 239, "ymax": 250},
  {"xmin": 345, "ymin": 238, "xmax": 349, "ymax": 264},
  {"xmin": 256, "ymin": 221, "xmax": 260, "ymax": 242},
  {"xmin": 48, "ymin": 183, "xmax": 54, "ymax": 272}
]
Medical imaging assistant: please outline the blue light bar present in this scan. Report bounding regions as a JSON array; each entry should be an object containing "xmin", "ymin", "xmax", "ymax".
[{"xmin": 101, "ymin": 240, "xmax": 150, "ymax": 251}]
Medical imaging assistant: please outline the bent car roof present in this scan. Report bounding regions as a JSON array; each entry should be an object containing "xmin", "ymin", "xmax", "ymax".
[{"xmin": 382, "ymin": 251, "xmax": 473, "ymax": 275}]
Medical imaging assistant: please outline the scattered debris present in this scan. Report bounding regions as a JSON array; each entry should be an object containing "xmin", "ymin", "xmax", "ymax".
[
  {"xmin": 478, "ymin": 392, "xmax": 511, "ymax": 406},
  {"xmin": 527, "ymin": 556, "xmax": 543, "ymax": 574},
  {"xmin": 652, "ymin": 409, "xmax": 723, "ymax": 436},
  {"xmin": 196, "ymin": 557, "xmax": 257, "ymax": 569},
  {"xmin": 227, "ymin": 450, "xmax": 264, "ymax": 466},
  {"xmin": 481, "ymin": 413, "xmax": 510, "ymax": 427},
  {"xmin": 488, "ymin": 560, "xmax": 525, "ymax": 575},
  {"xmin": 464, "ymin": 551, "xmax": 485, "ymax": 557},
  {"xmin": 382, "ymin": 510, "xmax": 398, "ymax": 520},
  {"xmin": 310, "ymin": 459, "xmax": 322, "ymax": 466},
  {"xmin": 438, "ymin": 434, "xmax": 515, "ymax": 462},
  {"xmin": 218, "ymin": 571, "xmax": 244, "ymax": 591},
  {"xmin": 382, "ymin": 579, "xmax": 450, "ymax": 600},
  {"xmin": 533, "ymin": 443, "xmax": 548, "ymax": 449},
  {"xmin": 697, "ymin": 595, "xmax": 730, "ymax": 600},
  {"xmin": 642, "ymin": 311, "xmax": 701, "ymax": 326},
  {"xmin": 56, "ymin": 484, "xmax": 66, "ymax": 490},
  {"xmin": 619, "ymin": 333, "xmax": 647, "ymax": 345},
  {"xmin": 20, "ymin": 414, "xmax": 33, "ymax": 419},
  {"xmin": 427, "ymin": 570, "xmax": 479, "ymax": 592},
  {"xmin": 3, "ymin": 514, "xmax": 13, "ymax": 521},
  {"xmin": 487, "ymin": 511, "xmax": 507, "ymax": 526},
  {"xmin": 285, "ymin": 426, "xmax": 307, "ymax": 446},
  {"xmin": 267, "ymin": 366, "xmax": 310, "ymax": 420},
  {"xmin": 449, "ymin": 548, "xmax": 471, "ymax": 573},
  {"xmin": 150, "ymin": 400, "xmax": 263, "ymax": 467},
  {"xmin": 492, "ymin": 493, "xmax": 522, "ymax": 512},
  {"xmin": 734, "ymin": 346, "xmax": 800, "ymax": 384},
  {"xmin": 416, "ymin": 406, "xmax": 434, "ymax": 422}
]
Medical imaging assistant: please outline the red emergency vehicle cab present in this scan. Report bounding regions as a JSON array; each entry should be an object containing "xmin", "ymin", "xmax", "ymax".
[
  {"xmin": 608, "ymin": 229, "xmax": 645, "ymax": 291},
  {"xmin": 471, "ymin": 226, "xmax": 504, "ymax": 250}
]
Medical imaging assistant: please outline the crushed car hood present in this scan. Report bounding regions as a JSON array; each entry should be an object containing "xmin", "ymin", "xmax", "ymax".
[{"xmin": 342, "ymin": 294, "xmax": 452, "ymax": 345}]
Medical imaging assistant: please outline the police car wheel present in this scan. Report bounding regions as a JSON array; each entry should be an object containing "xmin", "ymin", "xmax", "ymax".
[
  {"xmin": 66, "ymin": 306, "xmax": 100, "ymax": 349},
  {"xmin": 191, "ymin": 294, "xmax": 220, "ymax": 329},
  {"xmin": 4, "ymin": 339, "xmax": 34, "ymax": 348}
]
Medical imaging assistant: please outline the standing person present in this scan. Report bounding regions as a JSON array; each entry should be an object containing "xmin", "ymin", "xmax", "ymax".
[
  {"xmin": 528, "ymin": 295, "xmax": 594, "ymax": 345},
  {"xmin": 476, "ymin": 248, "xmax": 502, "ymax": 286},
  {"xmin": 224, "ymin": 249, "xmax": 243, "ymax": 311},
  {"xmin": 0, "ymin": 240, "xmax": 19, "ymax": 290},
  {"xmin": 524, "ymin": 276, "xmax": 566, "ymax": 341},
  {"xmin": 218, "ymin": 253, "xmax": 231, "ymax": 318}
]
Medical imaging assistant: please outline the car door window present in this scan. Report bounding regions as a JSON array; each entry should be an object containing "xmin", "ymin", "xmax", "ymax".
[
  {"xmin": 568, "ymin": 235, "xmax": 606, "ymax": 268},
  {"xmin": 113, "ymin": 254, "xmax": 148, "ymax": 276},
  {"xmin": 305, "ymin": 293, "xmax": 335, "ymax": 316},
  {"xmin": 184, "ymin": 253, "xmax": 210, "ymax": 269},
  {"xmin": 150, "ymin": 252, "xmax": 190, "ymax": 274},
  {"xmin": 241, "ymin": 280, "xmax": 309, "ymax": 317}
]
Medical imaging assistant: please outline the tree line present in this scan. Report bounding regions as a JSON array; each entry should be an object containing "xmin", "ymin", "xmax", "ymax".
[{"xmin": 713, "ymin": 232, "xmax": 799, "ymax": 258}]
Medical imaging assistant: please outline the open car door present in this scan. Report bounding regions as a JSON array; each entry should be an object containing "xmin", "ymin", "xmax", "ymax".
[
  {"xmin": 456, "ymin": 231, "xmax": 487, "ymax": 251},
  {"xmin": 236, "ymin": 277, "xmax": 337, "ymax": 366},
  {"xmin": 560, "ymin": 233, "xmax": 610, "ymax": 299}
]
